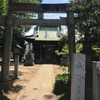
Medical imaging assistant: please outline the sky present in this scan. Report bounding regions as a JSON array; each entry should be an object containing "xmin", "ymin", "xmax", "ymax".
[{"xmin": 41, "ymin": 0, "xmax": 69, "ymax": 19}]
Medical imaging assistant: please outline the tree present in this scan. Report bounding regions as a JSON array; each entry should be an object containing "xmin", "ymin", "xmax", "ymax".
[
  {"xmin": 73, "ymin": 2, "xmax": 100, "ymax": 100},
  {"xmin": 0, "ymin": 0, "xmax": 7, "ymax": 55},
  {"xmin": 0, "ymin": 0, "xmax": 42, "ymax": 56},
  {"xmin": 55, "ymin": 35, "xmax": 69, "ymax": 66},
  {"xmin": 73, "ymin": 1, "xmax": 100, "ymax": 51},
  {"xmin": 11, "ymin": 0, "xmax": 42, "ymax": 57},
  {"xmin": 55, "ymin": 44, "xmax": 69, "ymax": 56}
]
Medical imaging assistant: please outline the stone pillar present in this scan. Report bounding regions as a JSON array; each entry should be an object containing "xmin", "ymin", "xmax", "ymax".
[
  {"xmin": 67, "ymin": 10, "xmax": 76, "ymax": 72},
  {"xmin": 93, "ymin": 61, "xmax": 100, "ymax": 100},
  {"xmin": 14, "ymin": 55, "xmax": 19, "ymax": 79},
  {"xmin": 1, "ymin": 11, "xmax": 13, "ymax": 82},
  {"xmin": 71, "ymin": 54, "xmax": 86, "ymax": 100}
]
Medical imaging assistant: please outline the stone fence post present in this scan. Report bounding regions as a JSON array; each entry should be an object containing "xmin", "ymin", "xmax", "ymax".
[
  {"xmin": 71, "ymin": 53, "xmax": 86, "ymax": 100},
  {"xmin": 93, "ymin": 61, "xmax": 100, "ymax": 100}
]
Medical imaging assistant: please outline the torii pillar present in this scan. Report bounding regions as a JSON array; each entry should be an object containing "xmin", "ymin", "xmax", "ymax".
[
  {"xmin": 67, "ymin": 10, "xmax": 76, "ymax": 100},
  {"xmin": 67, "ymin": 10, "xmax": 76, "ymax": 71},
  {"xmin": 1, "ymin": 10, "xmax": 13, "ymax": 86}
]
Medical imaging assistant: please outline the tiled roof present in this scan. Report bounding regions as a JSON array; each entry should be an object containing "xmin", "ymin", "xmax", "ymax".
[
  {"xmin": 24, "ymin": 26, "xmax": 68, "ymax": 41},
  {"xmin": 35, "ymin": 27, "xmax": 61, "ymax": 41}
]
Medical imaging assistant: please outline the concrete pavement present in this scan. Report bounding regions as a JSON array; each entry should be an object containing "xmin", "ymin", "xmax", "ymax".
[{"xmin": 16, "ymin": 64, "xmax": 55, "ymax": 100}]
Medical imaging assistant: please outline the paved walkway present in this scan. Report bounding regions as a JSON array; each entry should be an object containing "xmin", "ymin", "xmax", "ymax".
[{"xmin": 16, "ymin": 64, "xmax": 55, "ymax": 100}]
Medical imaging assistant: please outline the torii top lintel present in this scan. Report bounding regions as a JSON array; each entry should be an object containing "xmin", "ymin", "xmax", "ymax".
[{"xmin": 9, "ymin": 3, "xmax": 72, "ymax": 13}]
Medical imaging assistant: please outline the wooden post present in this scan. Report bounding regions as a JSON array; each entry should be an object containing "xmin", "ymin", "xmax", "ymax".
[
  {"xmin": 67, "ymin": 10, "xmax": 76, "ymax": 71},
  {"xmin": 1, "ymin": 11, "xmax": 13, "ymax": 82}
]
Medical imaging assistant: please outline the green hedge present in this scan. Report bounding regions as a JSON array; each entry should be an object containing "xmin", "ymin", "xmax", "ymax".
[{"xmin": 53, "ymin": 73, "xmax": 70, "ymax": 95}]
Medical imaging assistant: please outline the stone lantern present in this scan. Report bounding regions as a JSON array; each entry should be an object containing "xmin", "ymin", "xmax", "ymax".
[{"xmin": 14, "ymin": 44, "xmax": 22, "ymax": 79}]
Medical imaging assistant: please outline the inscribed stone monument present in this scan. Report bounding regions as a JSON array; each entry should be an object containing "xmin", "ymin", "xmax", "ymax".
[{"xmin": 71, "ymin": 53, "xmax": 85, "ymax": 100}]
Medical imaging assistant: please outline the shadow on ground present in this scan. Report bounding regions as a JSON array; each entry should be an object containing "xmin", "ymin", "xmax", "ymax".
[
  {"xmin": 11, "ymin": 85, "xmax": 23, "ymax": 93},
  {"xmin": 0, "ymin": 94, "xmax": 10, "ymax": 100},
  {"xmin": 58, "ymin": 93, "xmax": 70, "ymax": 100}
]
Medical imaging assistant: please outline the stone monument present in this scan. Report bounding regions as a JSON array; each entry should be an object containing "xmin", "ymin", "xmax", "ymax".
[
  {"xmin": 24, "ymin": 50, "xmax": 34, "ymax": 66},
  {"xmin": 71, "ymin": 53, "xmax": 86, "ymax": 100}
]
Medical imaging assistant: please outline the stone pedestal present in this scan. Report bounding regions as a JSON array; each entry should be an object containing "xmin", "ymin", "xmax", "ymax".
[
  {"xmin": 24, "ymin": 51, "xmax": 34, "ymax": 66},
  {"xmin": 3, "ymin": 80, "xmax": 13, "ymax": 93},
  {"xmin": 93, "ymin": 61, "xmax": 100, "ymax": 100},
  {"xmin": 71, "ymin": 54, "xmax": 85, "ymax": 100}
]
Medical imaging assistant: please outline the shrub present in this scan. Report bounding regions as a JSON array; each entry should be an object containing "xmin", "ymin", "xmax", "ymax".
[{"xmin": 53, "ymin": 73, "xmax": 70, "ymax": 95}]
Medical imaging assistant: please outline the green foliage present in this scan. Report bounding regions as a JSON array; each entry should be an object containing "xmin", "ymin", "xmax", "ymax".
[
  {"xmin": 0, "ymin": 0, "xmax": 7, "ymax": 16},
  {"xmin": 12, "ymin": 27, "xmax": 25, "ymax": 49},
  {"xmin": 0, "ymin": 0, "xmax": 42, "ymax": 56},
  {"xmin": 76, "ymin": 43, "xmax": 83, "ymax": 53},
  {"xmin": 10, "ymin": 0, "xmax": 42, "ymax": 48},
  {"xmin": 73, "ymin": 1, "xmax": 100, "ymax": 46},
  {"xmin": 58, "ymin": 35, "xmax": 68, "ymax": 48},
  {"xmin": 53, "ymin": 73, "xmax": 70, "ymax": 95},
  {"xmin": 92, "ymin": 46, "xmax": 100, "ymax": 60},
  {"xmin": 58, "ymin": 66, "xmax": 67, "ymax": 74},
  {"xmin": 55, "ymin": 35, "xmax": 68, "ymax": 57},
  {"xmin": 0, "ymin": 0, "xmax": 42, "ymax": 16},
  {"xmin": 55, "ymin": 44, "xmax": 69, "ymax": 56},
  {"xmin": 93, "ymin": 47, "xmax": 100, "ymax": 53}
]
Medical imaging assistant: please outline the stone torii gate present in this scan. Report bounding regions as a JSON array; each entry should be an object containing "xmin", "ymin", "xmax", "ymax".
[{"xmin": 1, "ymin": 2, "xmax": 75, "ymax": 90}]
